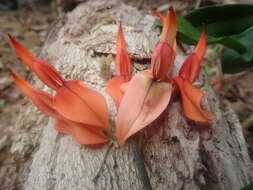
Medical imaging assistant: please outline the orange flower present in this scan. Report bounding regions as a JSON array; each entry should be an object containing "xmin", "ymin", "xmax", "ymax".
[
  {"xmin": 7, "ymin": 7, "xmax": 215, "ymax": 147},
  {"xmin": 106, "ymin": 23, "xmax": 132, "ymax": 107},
  {"xmin": 116, "ymin": 72, "xmax": 172, "ymax": 146},
  {"xmin": 150, "ymin": 7, "xmax": 177, "ymax": 81},
  {"xmin": 173, "ymin": 32, "xmax": 215, "ymax": 122},
  {"xmin": 9, "ymin": 36, "xmax": 109, "ymax": 145},
  {"xmin": 115, "ymin": 8, "xmax": 214, "ymax": 146},
  {"xmin": 178, "ymin": 31, "xmax": 206, "ymax": 83},
  {"xmin": 8, "ymin": 34, "xmax": 64, "ymax": 90},
  {"xmin": 115, "ymin": 8, "xmax": 178, "ymax": 146}
]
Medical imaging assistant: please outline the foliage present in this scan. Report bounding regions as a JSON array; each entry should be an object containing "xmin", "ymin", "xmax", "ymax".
[{"xmin": 156, "ymin": 4, "xmax": 253, "ymax": 73}]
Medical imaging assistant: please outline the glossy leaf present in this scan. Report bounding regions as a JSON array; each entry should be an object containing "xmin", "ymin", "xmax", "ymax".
[
  {"xmin": 181, "ymin": 4, "xmax": 253, "ymax": 52},
  {"xmin": 155, "ymin": 5, "xmax": 253, "ymax": 54},
  {"xmin": 174, "ymin": 4, "xmax": 253, "ymax": 73},
  {"xmin": 181, "ymin": 4, "xmax": 253, "ymax": 73},
  {"xmin": 185, "ymin": 4, "xmax": 253, "ymax": 37},
  {"xmin": 116, "ymin": 73, "xmax": 172, "ymax": 146},
  {"xmin": 221, "ymin": 26, "xmax": 253, "ymax": 73},
  {"xmin": 178, "ymin": 17, "xmax": 248, "ymax": 53},
  {"xmin": 240, "ymin": 183, "xmax": 253, "ymax": 190},
  {"xmin": 55, "ymin": 80, "xmax": 109, "ymax": 128}
]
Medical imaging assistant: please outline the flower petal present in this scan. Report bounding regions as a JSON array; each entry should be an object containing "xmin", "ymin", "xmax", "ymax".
[
  {"xmin": 150, "ymin": 10, "xmax": 167, "ymax": 24},
  {"xmin": 194, "ymin": 31, "xmax": 206, "ymax": 63},
  {"xmin": 167, "ymin": 7, "xmax": 177, "ymax": 45},
  {"xmin": 179, "ymin": 32, "xmax": 206, "ymax": 83},
  {"xmin": 32, "ymin": 59, "xmax": 65, "ymax": 90},
  {"xmin": 151, "ymin": 7, "xmax": 177, "ymax": 45},
  {"xmin": 8, "ymin": 34, "xmax": 36, "ymax": 69},
  {"xmin": 115, "ymin": 23, "xmax": 132, "ymax": 78},
  {"xmin": 54, "ymin": 119, "xmax": 108, "ymax": 144},
  {"xmin": 71, "ymin": 123, "xmax": 108, "ymax": 145},
  {"xmin": 54, "ymin": 119, "xmax": 72, "ymax": 134},
  {"xmin": 106, "ymin": 76, "xmax": 126, "ymax": 107},
  {"xmin": 151, "ymin": 42, "xmax": 175, "ymax": 81},
  {"xmin": 55, "ymin": 80, "xmax": 109, "ymax": 128},
  {"xmin": 116, "ymin": 73, "xmax": 172, "ymax": 146},
  {"xmin": 8, "ymin": 34, "xmax": 64, "ymax": 90},
  {"xmin": 9, "ymin": 71, "xmax": 109, "ymax": 145},
  {"xmin": 179, "ymin": 54, "xmax": 199, "ymax": 83},
  {"xmin": 9, "ymin": 71, "xmax": 57, "ymax": 117},
  {"xmin": 174, "ymin": 77, "xmax": 214, "ymax": 122}
]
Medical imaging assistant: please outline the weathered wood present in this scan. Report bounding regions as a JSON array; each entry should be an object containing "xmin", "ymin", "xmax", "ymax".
[{"xmin": 13, "ymin": 0, "xmax": 252, "ymax": 189}]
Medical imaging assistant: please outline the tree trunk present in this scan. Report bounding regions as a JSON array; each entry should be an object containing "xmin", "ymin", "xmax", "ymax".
[{"xmin": 13, "ymin": 0, "xmax": 252, "ymax": 189}]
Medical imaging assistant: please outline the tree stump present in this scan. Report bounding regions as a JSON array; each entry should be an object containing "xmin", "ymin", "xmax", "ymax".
[{"xmin": 12, "ymin": 0, "xmax": 252, "ymax": 189}]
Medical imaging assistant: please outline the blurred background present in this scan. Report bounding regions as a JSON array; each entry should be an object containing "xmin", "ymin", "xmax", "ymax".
[{"xmin": 0, "ymin": 0, "xmax": 253, "ymax": 189}]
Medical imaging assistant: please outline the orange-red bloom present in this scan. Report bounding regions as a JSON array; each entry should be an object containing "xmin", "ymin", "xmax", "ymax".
[
  {"xmin": 8, "ymin": 7, "xmax": 215, "ymax": 147},
  {"xmin": 150, "ymin": 7, "xmax": 177, "ymax": 81},
  {"xmin": 116, "ymin": 72, "xmax": 172, "ymax": 146},
  {"xmin": 106, "ymin": 23, "xmax": 132, "ymax": 107},
  {"xmin": 8, "ymin": 34, "xmax": 65, "ymax": 90},
  {"xmin": 9, "ymin": 36, "xmax": 109, "ymax": 145},
  {"xmin": 115, "ymin": 8, "xmax": 178, "ymax": 146},
  {"xmin": 178, "ymin": 31, "xmax": 206, "ymax": 83},
  {"xmin": 115, "ymin": 8, "xmax": 214, "ymax": 146},
  {"xmin": 174, "ymin": 32, "xmax": 214, "ymax": 122}
]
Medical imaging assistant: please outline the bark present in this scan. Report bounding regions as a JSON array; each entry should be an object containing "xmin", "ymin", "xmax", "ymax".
[{"xmin": 13, "ymin": 0, "xmax": 252, "ymax": 189}]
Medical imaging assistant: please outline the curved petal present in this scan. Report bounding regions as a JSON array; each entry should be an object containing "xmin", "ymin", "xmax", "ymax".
[
  {"xmin": 174, "ymin": 77, "xmax": 214, "ymax": 122},
  {"xmin": 194, "ymin": 31, "xmax": 206, "ymax": 63},
  {"xmin": 120, "ymin": 81, "xmax": 130, "ymax": 93},
  {"xmin": 9, "ymin": 71, "xmax": 57, "ymax": 117},
  {"xmin": 32, "ymin": 59, "xmax": 65, "ymax": 90},
  {"xmin": 151, "ymin": 7, "xmax": 177, "ymax": 45},
  {"xmin": 116, "ymin": 73, "xmax": 172, "ymax": 146},
  {"xmin": 151, "ymin": 42, "xmax": 175, "ymax": 81},
  {"xmin": 106, "ymin": 76, "xmax": 126, "ymax": 107},
  {"xmin": 54, "ymin": 119, "xmax": 72, "ymax": 134},
  {"xmin": 54, "ymin": 119, "xmax": 108, "ymax": 144},
  {"xmin": 55, "ymin": 80, "xmax": 109, "ymax": 128},
  {"xmin": 8, "ymin": 34, "xmax": 36, "ymax": 69},
  {"xmin": 71, "ymin": 123, "xmax": 108, "ymax": 145},
  {"xmin": 167, "ymin": 7, "xmax": 177, "ymax": 45},
  {"xmin": 150, "ymin": 10, "xmax": 166, "ymax": 24},
  {"xmin": 8, "ymin": 34, "xmax": 64, "ymax": 90},
  {"xmin": 178, "ymin": 32, "xmax": 206, "ymax": 83},
  {"xmin": 179, "ymin": 54, "xmax": 200, "ymax": 83},
  {"xmin": 116, "ymin": 23, "xmax": 132, "ymax": 78}
]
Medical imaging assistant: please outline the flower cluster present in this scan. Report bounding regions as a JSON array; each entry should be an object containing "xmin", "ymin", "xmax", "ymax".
[{"xmin": 8, "ymin": 8, "xmax": 214, "ymax": 147}]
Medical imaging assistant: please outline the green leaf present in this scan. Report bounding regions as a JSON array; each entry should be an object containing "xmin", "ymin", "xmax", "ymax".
[
  {"xmin": 185, "ymin": 4, "xmax": 253, "ymax": 37},
  {"xmin": 154, "ymin": 4, "xmax": 253, "ymax": 73},
  {"xmin": 221, "ymin": 26, "xmax": 253, "ymax": 73},
  {"xmin": 177, "ymin": 16, "xmax": 247, "ymax": 53},
  {"xmin": 240, "ymin": 183, "xmax": 253, "ymax": 190},
  {"xmin": 182, "ymin": 4, "xmax": 253, "ymax": 73}
]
